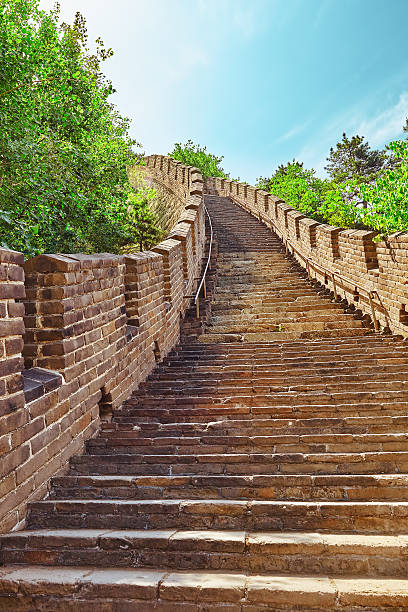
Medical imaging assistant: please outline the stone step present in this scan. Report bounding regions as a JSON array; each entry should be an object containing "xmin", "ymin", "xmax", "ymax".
[
  {"xmin": 215, "ymin": 276, "xmax": 312, "ymax": 284},
  {"xmin": 167, "ymin": 337, "xmax": 405, "ymax": 357},
  {"xmin": 159, "ymin": 347, "xmax": 407, "ymax": 363},
  {"xmin": 114, "ymin": 402, "xmax": 408, "ymax": 423},
  {"xmin": 168, "ymin": 339, "xmax": 406, "ymax": 358},
  {"xmin": 125, "ymin": 392, "xmax": 408, "ymax": 410},
  {"xmin": 153, "ymin": 362, "xmax": 408, "ymax": 378},
  {"xmin": 131, "ymin": 387, "xmax": 408, "ymax": 403},
  {"xmin": 211, "ymin": 299, "xmax": 341, "ymax": 311},
  {"xmin": 49, "ymin": 473, "xmax": 408, "ymax": 502},
  {"xmin": 90, "ymin": 432, "xmax": 408, "ymax": 456},
  {"xmin": 110, "ymin": 415, "xmax": 408, "ymax": 436},
  {"xmin": 199, "ymin": 328, "xmax": 370, "ymax": 343},
  {"xmin": 210, "ymin": 312, "xmax": 357, "ymax": 325},
  {"xmin": 68, "ymin": 450, "xmax": 408, "ymax": 476},
  {"xmin": 137, "ymin": 378, "xmax": 408, "ymax": 394},
  {"xmin": 213, "ymin": 298, "xmax": 341, "ymax": 309},
  {"xmin": 206, "ymin": 319, "xmax": 365, "ymax": 334},
  {"xmin": 26, "ymin": 499, "xmax": 408, "ymax": 533},
  {"xmin": 2, "ymin": 529, "xmax": 408, "ymax": 577},
  {"xmin": 143, "ymin": 370, "xmax": 408, "ymax": 388}
]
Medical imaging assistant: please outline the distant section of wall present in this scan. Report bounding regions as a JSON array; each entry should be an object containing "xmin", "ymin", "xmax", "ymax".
[
  {"xmin": 140, "ymin": 156, "xmax": 205, "ymax": 238},
  {"xmin": 0, "ymin": 158, "xmax": 205, "ymax": 534},
  {"xmin": 144, "ymin": 155, "xmax": 206, "ymax": 296},
  {"xmin": 206, "ymin": 176, "xmax": 408, "ymax": 337}
]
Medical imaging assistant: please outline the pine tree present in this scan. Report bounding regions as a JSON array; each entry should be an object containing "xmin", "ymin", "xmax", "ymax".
[
  {"xmin": 325, "ymin": 133, "xmax": 387, "ymax": 183},
  {"xmin": 126, "ymin": 195, "xmax": 163, "ymax": 252}
]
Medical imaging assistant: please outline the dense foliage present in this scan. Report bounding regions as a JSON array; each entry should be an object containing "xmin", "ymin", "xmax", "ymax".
[
  {"xmin": 123, "ymin": 192, "xmax": 164, "ymax": 252},
  {"xmin": 257, "ymin": 161, "xmax": 332, "ymax": 221},
  {"xmin": 168, "ymin": 140, "xmax": 227, "ymax": 179},
  {"xmin": 325, "ymin": 133, "xmax": 388, "ymax": 184},
  {"xmin": 357, "ymin": 139, "xmax": 408, "ymax": 234},
  {"xmin": 0, "ymin": 0, "xmax": 159, "ymax": 256},
  {"xmin": 257, "ymin": 132, "xmax": 408, "ymax": 235}
]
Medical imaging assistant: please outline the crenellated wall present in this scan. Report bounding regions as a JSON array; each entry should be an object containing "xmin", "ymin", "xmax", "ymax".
[
  {"xmin": 0, "ymin": 157, "xmax": 205, "ymax": 533},
  {"xmin": 206, "ymin": 176, "xmax": 408, "ymax": 337}
]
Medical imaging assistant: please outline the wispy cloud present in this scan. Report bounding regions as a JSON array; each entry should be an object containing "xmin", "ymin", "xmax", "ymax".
[
  {"xmin": 355, "ymin": 93, "xmax": 408, "ymax": 147},
  {"xmin": 295, "ymin": 92, "xmax": 408, "ymax": 176},
  {"xmin": 276, "ymin": 120, "xmax": 311, "ymax": 143},
  {"xmin": 313, "ymin": 0, "xmax": 332, "ymax": 30},
  {"xmin": 198, "ymin": 0, "xmax": 270, "ymax": 39}
]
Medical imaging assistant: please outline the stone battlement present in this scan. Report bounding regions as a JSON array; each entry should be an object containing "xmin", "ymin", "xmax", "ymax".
[{"xmin": 0, "ymin": 157, "xmax": 205, "ymax": 533}]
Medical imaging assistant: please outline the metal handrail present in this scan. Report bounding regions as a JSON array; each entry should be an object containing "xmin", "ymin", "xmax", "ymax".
[
  {"xmin": 194, "ymin": 203, "xmax": 213, "ymax": 318},
  {"xmin": 229, "ymin": 194, "xmax": 384, "ymax": 332}
]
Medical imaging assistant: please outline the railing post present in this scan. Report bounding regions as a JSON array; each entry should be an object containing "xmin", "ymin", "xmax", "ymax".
[
  {"xmin": 369, "ymin": 291, "xmax": 379, "ymax": 331},
  {"xmin": 331, "ymin": 273, "xmax": 338, "ymax": 300}
]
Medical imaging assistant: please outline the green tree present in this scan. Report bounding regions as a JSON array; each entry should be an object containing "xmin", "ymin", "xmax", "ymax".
[
  {"xmin": 257, "ymin": 160, "xmax": 332, "ymax": 220},
  {"xmin": 356, "ymin": 139, "xmax": 408, "ymax": 234},
  {"xmin": 325, "ymin": 133, "xmax": 387, "ymax": 183},
  {"xmin": 0, "ymin": 0, "xmax": 154, "ymax": 256},
  {"xmin": 168, "ymin": 140, "xmax": 227, "ymax": 179},
  {"xmin": 124, "ymin": 193, "xmax": 164, "ymax": 252}
]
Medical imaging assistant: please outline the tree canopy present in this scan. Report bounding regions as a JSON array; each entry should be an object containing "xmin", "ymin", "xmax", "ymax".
[
  {"xmin": 257, "ymin": 161, "xmax": 332, "ymax": 221},
  {"xmin": 256, "ymin": 129, "xmax": 408, "ymax": 235},
  {"xmin": 168, "ymin": 140, "xmax": 227, "ymax": 179},
  {"xmin": 0, "ymin": 0, "xmax": 159, "ymax": 256},
  {"xmin": 324, "ymin": 133, "xmax": 388, "ymax": 184}
]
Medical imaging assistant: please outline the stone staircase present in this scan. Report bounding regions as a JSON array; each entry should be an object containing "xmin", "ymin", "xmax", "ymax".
[
  {"xmin": 202, "ymin": 196, "xmax": 369, "ymax": 344},
  {"xmin": 2, "ymin": 195, "xmax": 408, "ymax": 610}
]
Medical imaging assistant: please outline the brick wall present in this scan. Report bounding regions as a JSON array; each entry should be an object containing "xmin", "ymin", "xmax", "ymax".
[
  {"xmin": 0, "ymin": 158, "xmax": 204, "ymax": 533},
  {"xmin": 206, "ymin": 176, "xmax": 408, "ymax": 337}
]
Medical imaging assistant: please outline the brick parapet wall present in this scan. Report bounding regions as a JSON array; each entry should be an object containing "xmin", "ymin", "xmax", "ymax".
[
  {"xmin": 0, "ymin": 248, "xmax": 25, "ymax": 420},
  {"xmin": 142, "ymin": 155, "xmax": 204, "ymax": 234},
  {"xmin": 205, "ymin": 176, "xmax": 408, "ymax": 336},
  {"xmin": 0, "ymin": 159, "xmax": 205, "ymax": 533}
]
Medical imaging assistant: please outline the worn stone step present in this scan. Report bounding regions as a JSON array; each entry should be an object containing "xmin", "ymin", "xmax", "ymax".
[
  {"xmin": 2, "ymin": 529, "xmax": 408, "ymax": 577},
  {"xmin": 49, "ymin": 474, "xmax": 408, "ymax": 502},
  {"xmin": 211, "ymin": 300, "xmax": 343, "ymax": 312},
  {"xmin": 130, "ymin": 387, "xmax": 408, "ymax": 404},
  {"xmin": 210, "ymin": 312, "xmax": 358, "ymax": 326},
  {"xmin": 90, "ymin": 432, "xmax": 408, "ymax": 456},
  {"xmin": 140, "ymin": 377, "xmax": 408, "ymax": 395},
  {"xmin": 0, "ymin": 565, "xmax": 260, "ymax": 610},
  {"xmin": 167, "ymin": 344, "xmax": 407, "ymax": 364},
  {"xmin": 213, "ymin": 301, "xmax": 342, "ymax": 312},
  {"xmin": 207, "ymin": 317, "xmax": 363, "ymax": 329},
  {"xmin": 151, "ymin": 357, "xmax": 408, "ymax": 373},
  {"xmin": 209, "ymin": 315, "xmax": 363, "ymax": 326},
  {"xmin": 162, "ymin": 349, "xmax": 402, "ymax": 360},
  {"xmin": 199, "ymin": 328, "xmax": 370, "ymax": 343},
  {"xmin": 114, "ymin": 402, "xmax": 408, "ymax": 424},
  {"xmin": 68, "ymin": 450, "xmax": 408, "ymax": 476},
  {"xmin": 26, "ymin": 499, "xmax": 408, "ymax": 533},
  {"xmin": 111, "ymin": 415, "xmax": 408, "ymax": 437}
]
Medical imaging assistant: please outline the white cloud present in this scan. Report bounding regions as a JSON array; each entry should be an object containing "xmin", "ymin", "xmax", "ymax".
[
  {"xmin": 355, "ymin": 93, "xmax": 408, "ymax": 147},
  {"xmin": 276, "ymin": 120, "xmax": 311, "ymax": 143},
  {"xmin": 295, "ymin": 92, "xmax": 408, "ymax": 177}
]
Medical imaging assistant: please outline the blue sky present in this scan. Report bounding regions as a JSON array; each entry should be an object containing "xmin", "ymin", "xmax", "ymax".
[{"xmin": 39, "ymin": 0, "xmax": 408, "ymax": 183}]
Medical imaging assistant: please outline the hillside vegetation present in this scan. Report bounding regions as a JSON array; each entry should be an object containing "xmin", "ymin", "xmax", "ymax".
[{"xmin": 0, "ymin": 0, "xmax": 162, "ymax": 256}]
